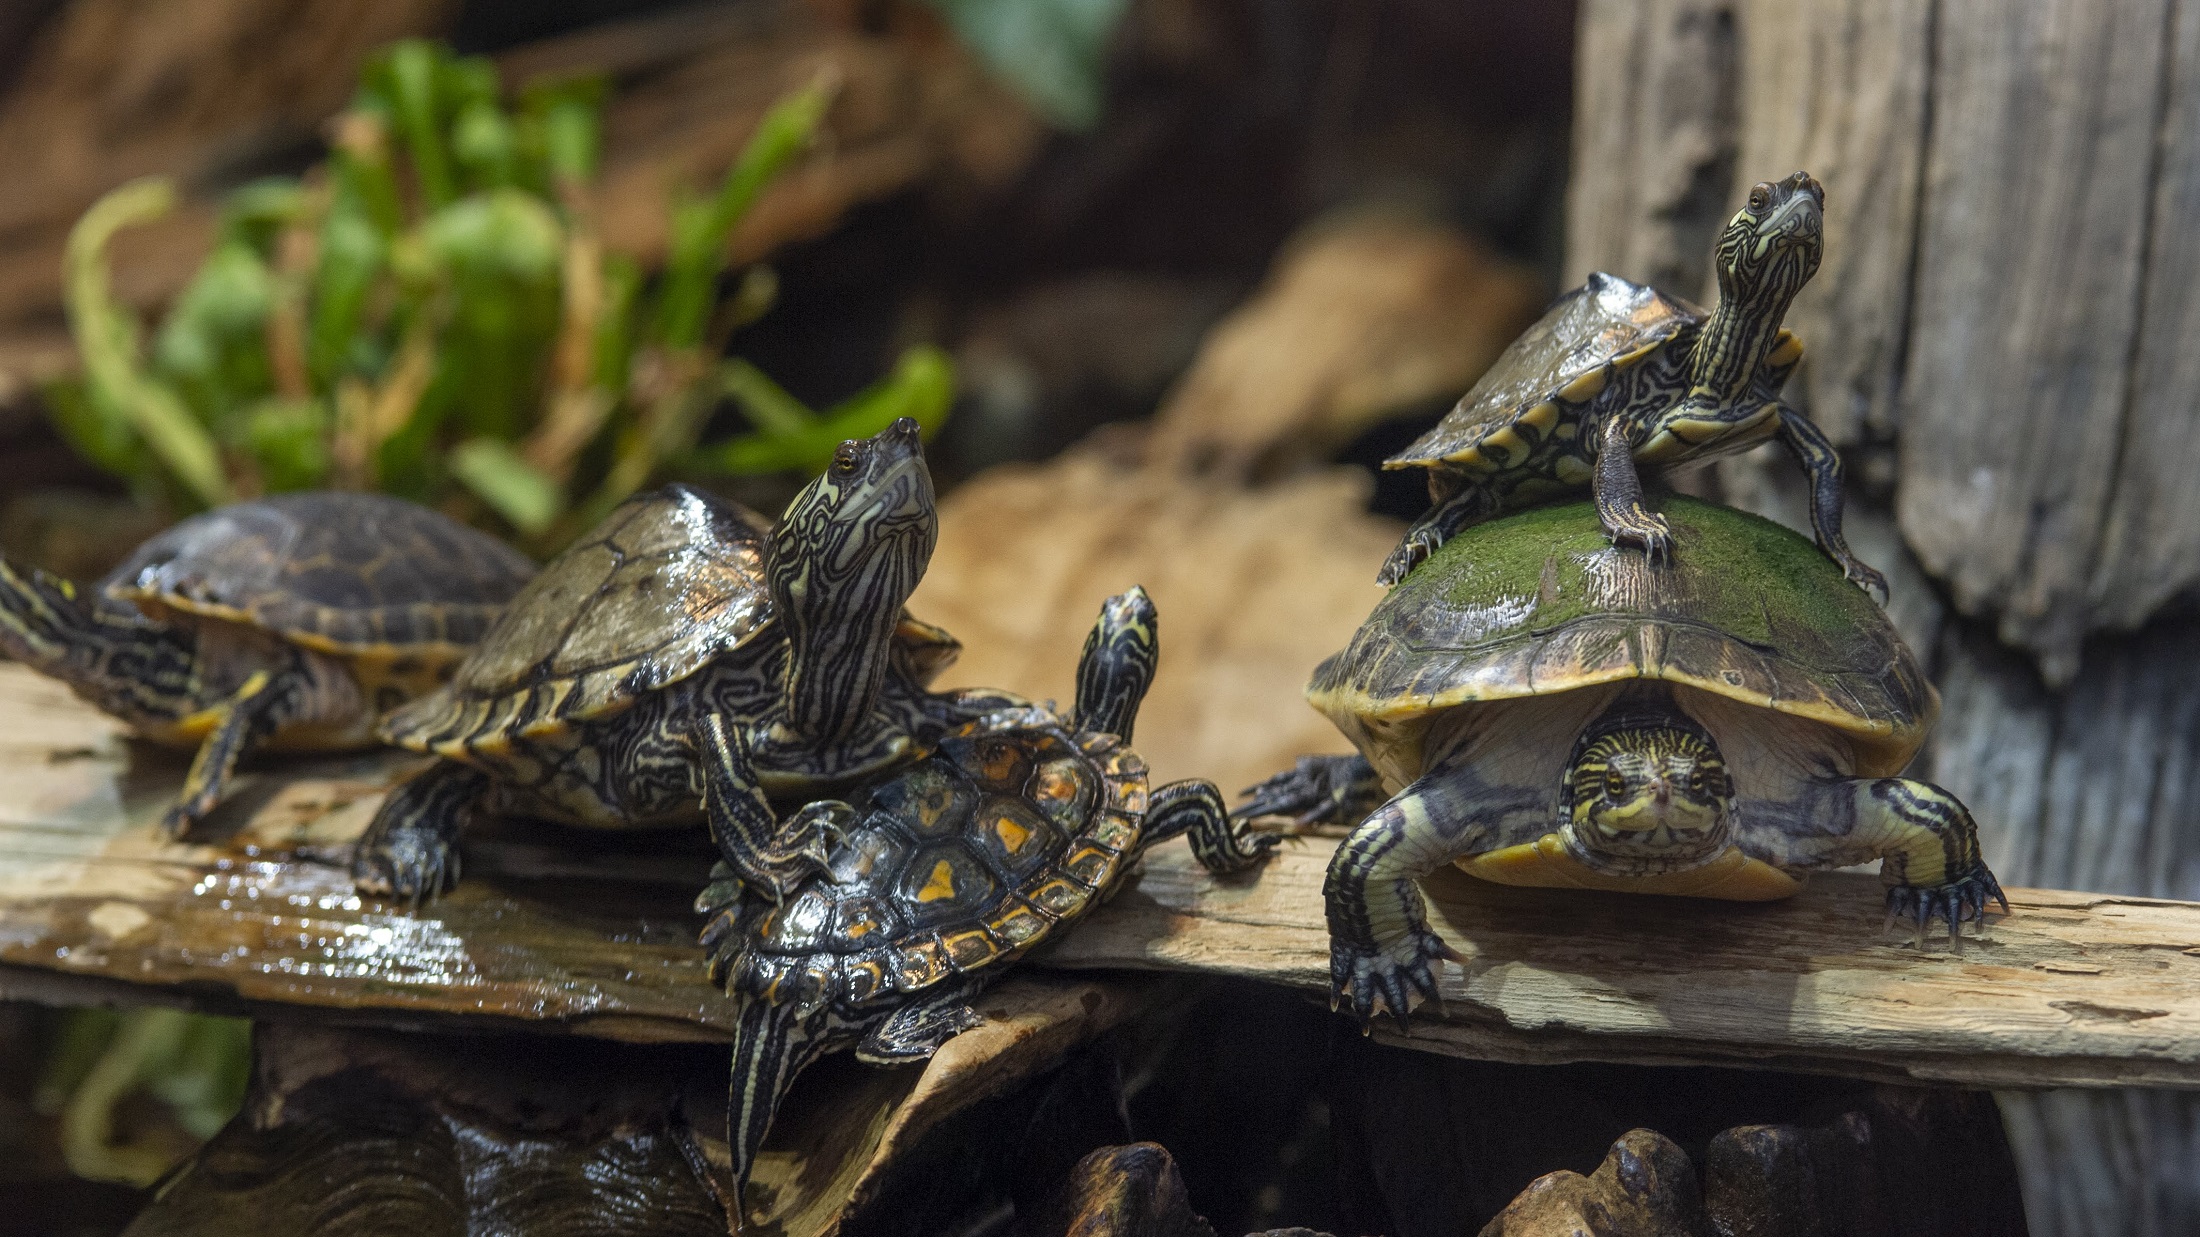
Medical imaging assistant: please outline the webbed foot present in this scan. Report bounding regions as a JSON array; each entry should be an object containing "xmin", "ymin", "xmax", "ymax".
[
  {"xmin": 350, "ymin": 761, "xmax": 483, "ymax": 909},
  {"xmin": 350, "ymin": 817, "xmax": 462, "ymax": 909},
  {"xmin": 1330, "ymin": 922, "xmax": 1461, "ymax": 1033},
  {"xmin": 1377, "ymin": 478, "xmax": 1493, "ymax": 587},
  {"xmin": 1377, "ymin": 527, "xmax": 1440, "ymax": 588},
  {"xmin": 741, "ymin": 799, "xmax": 847, "ymax": 902},
  {"xmin": 1604, "ymin": 504, "xmax": 1674, "ymax": 562},
  {"xmin": 159, "ymin": 791, "xmax": 219, "ymax": 842},
  {"xmin": 1841, "ymin": 554, "xmax": 1890, "ymax": 605},
  {"xmin": 1884, "ymin": 866, "xmax": 2009, "ymax": 954},
  {"xmin": 1235, "ymin": 754, "xmax": 1385, "ymax": 829},
  {"xmin": 698, "ymin": 861, "xmax": 759, "ymax": 987}
]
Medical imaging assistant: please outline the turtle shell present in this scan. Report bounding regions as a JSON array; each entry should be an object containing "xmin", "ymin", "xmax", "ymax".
[
  {"xmin": 734, "ymin": 711, "xmax": 1147, "ymax": 1012},
  {"xmin": 382, "ymin": 483, "xmax": 958, "ymax": 753},
  {"xmin": 1309, "ymin": 496, "xmax": 1935, "ymax": 784},
  {"xmin": 1388, "ymin": 273, "xmax": 1792, "ymax": 474},
  {"xmin": 103, "ymin": 492, "xmax": 535, "ymax": 684}
]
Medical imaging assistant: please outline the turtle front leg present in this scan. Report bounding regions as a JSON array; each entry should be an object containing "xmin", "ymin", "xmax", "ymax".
[
  {"xmin": 1325, "ymin": 766, "xmax": 1505, "ymax": 1031},
  {"xmin": 1377, "ymin": 472, "xmax": 1495, "ymax": 586},
  {"xmin": 1234, "ymin": 754, "xmax": 1386, "ymax": 830},
  {"xmin": 1758, "ymin": 776, "xmax": 2007, "ymax": 951},
  {"xmin": 1147, "ymin": 779, "xmax": 1276, "ymax": 874},
  {"xmin": 697, "ymin": 712, "xmax": 840, "ymax": 902},
  {"xmin": 1773, "ymin": 403, "xmax": 1888, "ymax": 602},
  {"xmin": 1591, "ymin": 416, "xmax": 1673, "ymax": 560},
  {"xmin": 352, "ymin": 760, "xmax": 490, "ymax": 906}
]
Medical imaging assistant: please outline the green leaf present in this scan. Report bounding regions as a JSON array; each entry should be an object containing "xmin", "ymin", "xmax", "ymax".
[
  {"xmin": 385, "ymin": 40, "xmax": 458, "ymax": 210},
  {"xmin": 653, "ymin": 83, "xmax": 830, "ymax": 349},
  {"xmin": 920, "ymin": 0, "xmax": 1128, "ymax": 129},
  {"xmin": 719, "ymin": 356, "xmax": 817, "ymax": 439},
  {"xmin": 449, "ymin": 436, "xmax": 563, "ymax": 534},
  {"xmin": 242, "ymin": 397, "xmax": 331, "ymax": 491},
  {"xmin": 695, "ymin": 345, "xmax": 954, "ymax": 475},
  {"xmin": 62, "ymin": 178, "xmax": 232, "ymax": 508},
  {"xmin": 153, "ymin": 240, "xmax": 275, "ymax": 419},
  {"xmin": 453, "ymin": 99, "xmax": 518, "ymax": 190},
  {"xmin": 307, "ymin": 201, "xmax": 388, "ymax": 387},
  {"xmin": 523, "ymin": 75, "xmax": 608, "ymax": 186}
]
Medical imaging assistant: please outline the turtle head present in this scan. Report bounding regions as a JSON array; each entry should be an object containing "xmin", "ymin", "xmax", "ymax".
[
  {"xmin": 1560, "ymin": 706, "xmax": 1734, "ymax": 875},
  {"xmin": 767, "ymin": 418, "xmax": 938, "ymax": 754},
  {"xmin": 1073, "ymin": 586, "xmax": 1158, "ymax": 742},
  {"xmin": 1713, "ymin": 172, "xmax": 1824, "ymax": 313}
]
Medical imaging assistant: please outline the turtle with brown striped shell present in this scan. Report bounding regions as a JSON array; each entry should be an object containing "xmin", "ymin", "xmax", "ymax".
[
  {"xmin": 1377, "ymin": 172, "xmax": 1886, "ymax": 601},
  {"xmin": 698, "ymin": 586, "xmax": 1275, "ymax": 1221},
  {"xmin": 0, "ymin": 493, "xmax": 535, "ymax": 837},
  {"xmin": 1237, "ymin": 496, "xmax": 2003, "ymax": 1030},
  {"xmin": 355, "ymin": 418, "xmax": 966, "ymax": 904}
]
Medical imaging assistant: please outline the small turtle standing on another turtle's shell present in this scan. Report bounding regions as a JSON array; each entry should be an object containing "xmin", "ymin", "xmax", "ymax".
[
  {"xmin": 1379, "ymin": 172, "xmax": 1884, "ymax": 600},
  {"xmin": 355, "ymin": 418, "xmax": 964, "ymax": 904},
  {"xmin": 0, "ymin": 493, "xmax": 536, "ymax": 837},
  {"xmin": 697, "ymin": 586, "xmax": 1275, "ymax": 1220},
  {"xmin": 1240, "ymin": 497, "xmax": 2003, "ymax": 1029}
]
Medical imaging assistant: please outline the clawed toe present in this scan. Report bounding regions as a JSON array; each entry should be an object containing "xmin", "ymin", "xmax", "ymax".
[
  {"xmin": 1886, "ymin": 869, "xmax": 2008, "ymax": 952},
  {"xmin": 1330, "ymin": 929, "xmax": 1457, "ymax": 1033}
]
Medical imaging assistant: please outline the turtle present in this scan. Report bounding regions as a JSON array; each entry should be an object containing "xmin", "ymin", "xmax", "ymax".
[
  {"xmin": 695, "ymin": 586, "xmax": 1276, "ymax": 1218},
  {"xmin": 0, "ymin": 492, "xmax": 536, "ymax": 838},
  {"xmin": 1236, "ymin": 495, "xmax": 2005, "ymax": 1029},
  {"xmin": 353, "ymin": 417, "xmax": 964, "ymax": 904},
  {"xmin": 1376, "ymin": 172, "xmax": 1886, "ymax": 602}
]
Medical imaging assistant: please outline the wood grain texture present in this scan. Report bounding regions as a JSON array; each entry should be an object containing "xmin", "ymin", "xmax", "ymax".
[
  {"xmin": 1895, "ymin": 0, "xmax": 2173, "ymax": 685},
  {"xmin": 1040, "ymin": 842, "xmax": 2200, "ymax": 1092},
  {"xmin": 5, "ymin": 662, "xmax": 2200, "ymax": 1093},
  {"xmin": 1564, "ymin": 0, "xmax": 1737, "ymax": 295}
]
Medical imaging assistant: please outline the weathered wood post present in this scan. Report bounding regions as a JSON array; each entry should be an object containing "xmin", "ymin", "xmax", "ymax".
[{"xmin": 1570, "ymin": 1, "xmax": 2200, "ymax": 1230}]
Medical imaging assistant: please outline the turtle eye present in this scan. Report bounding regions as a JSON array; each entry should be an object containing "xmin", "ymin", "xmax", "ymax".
[
  {"xmin": 1603, "ymin": 769, "xmax": 1627, "ymax": 800},
  {"xmin": 831, "ymin": 443, "xmax": 859, "ymax": 475},
  {"xmin": 1748, "ymin": 185, "xmax": 1771, "ymax": 211}
]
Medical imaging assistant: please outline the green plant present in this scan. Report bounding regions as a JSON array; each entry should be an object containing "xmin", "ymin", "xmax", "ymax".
[
  {"xmin": 49, "ymin": 40, "xmax": 954, "ymax": 550},
  {"xmin": 35, "ymin": 1009, "xmax": 251, "ymax": 1186}
]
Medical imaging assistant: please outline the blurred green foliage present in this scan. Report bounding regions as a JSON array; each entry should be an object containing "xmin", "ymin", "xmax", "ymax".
[
  {"xmin": 35, "ymin": 1009, "xmax": 250, "ymax": 1187},
  {"xmin": 50, "ymin": 40, "xmax": 954, "ymax": 550}
]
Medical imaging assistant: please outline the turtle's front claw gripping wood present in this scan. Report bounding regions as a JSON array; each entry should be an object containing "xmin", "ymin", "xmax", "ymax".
[
  {"xmin": 1378, "ymin": 172, "xmax": 1883, "ymax": 600},
  {"xmin": 1244, "ymin": 496, "xmax": 1999, "ymax": 1031},
  {"xmin": 0, "ymin": 493, "xmax": 534, "ymax": 838},
  {"xmin": 699, "ymin": 587, "xmax": 1275, "ymax": 1227}
]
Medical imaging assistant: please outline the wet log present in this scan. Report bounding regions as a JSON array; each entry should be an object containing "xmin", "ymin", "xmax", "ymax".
[{"xmin": 3, "ymin": 665, "xmax": 2200, "ymax": 1092}]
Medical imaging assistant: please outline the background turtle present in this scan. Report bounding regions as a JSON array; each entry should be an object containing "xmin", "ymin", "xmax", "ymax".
[
  {"xmin": 1377, "ymin": 172, "xmax": 1884, "ymax": 601},
  {"xmin": 1239, "ymin": 496, "xmax": 2002, "ymax": 1028},
  {"xmin": 0, "ymin": 493, "xmax": 535, "ymax": 838},
  {"xmin": 697, "ymin": 587, "xmax": 1276, "ymax": 1216},
  {"xmin": 354, "ymin": 418, "xmax": 960, "ymax": 903}
]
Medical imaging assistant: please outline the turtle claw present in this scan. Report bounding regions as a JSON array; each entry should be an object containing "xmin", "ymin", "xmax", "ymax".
[
  {"xmin": 1611, "ymin": 511, "xmax": 1674, "ymax": 563},
  {"xmin": 1844, "ymin": 558, "xmax": 1891, "ymax": 605},
  {"xmin": 1376, "ymin": 532, "xmax": 1436, "ymax": 588},
  {"xmin": 1234, "ymin": 755, "xmax": 1383, "ymax": 830},
  {"xmin": 1885, "ymin": 867, "xmax": 2008, "ymax": 952},
  {"xmin": 1331, "ymin": 926, "xmax": 1455, "ymax": 1033},
  {"xmin": 350, "ymin": 825, "xmax": 460, "ymax": 909}
]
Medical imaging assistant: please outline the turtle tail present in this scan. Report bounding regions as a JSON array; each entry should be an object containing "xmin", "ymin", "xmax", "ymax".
[{"xmin": 726, "ymin": 996, "xmax": 835, "ymax": 1224}]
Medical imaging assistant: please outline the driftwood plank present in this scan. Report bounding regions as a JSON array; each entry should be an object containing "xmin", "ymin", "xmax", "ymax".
[
  {"xmin": 3, "ymin": 662, "xmax": 2199, "ymax": 1091},
  {"xmin": 1042, "ymin": 843, "xmax": 2200, "ymax": 1092}
]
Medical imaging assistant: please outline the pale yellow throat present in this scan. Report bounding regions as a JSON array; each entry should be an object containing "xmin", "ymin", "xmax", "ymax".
[{"xmin": 1456, "ymin": 835, "xmax": 1805, "ymax": 902}]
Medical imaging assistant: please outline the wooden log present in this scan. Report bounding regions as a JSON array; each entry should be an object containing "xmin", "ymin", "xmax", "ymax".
[{"xmin": 2, "ymin": 664, "xmax": 2199, "ymax": 1093}]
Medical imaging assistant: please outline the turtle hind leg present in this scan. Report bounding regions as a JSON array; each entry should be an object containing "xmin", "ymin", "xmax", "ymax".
[
  {"xmin": 854, "ymin": 978, "xmax": 989, "ymax": 1064},
  {"xmin": 351, "ymin": 760, "xmax": 489, "ymax": 907},
  {"xmin": 1851, "ymin": 778, "xmax": 2007, "ymax": 952},
  {"xmin": 1591, "ymin": 416, "xmax": 1672, "ymax": 560},
  {"xmin": 1378, "ymin": 472, "xmax": 1495, "ymax": 586},
  {"xmin": 1773, "ymin": 403, "xmax": 1888, "ymax": 601},
  {"xmin": 1233, "ymin": 754, "xmax": 1385, "ymax": 830},
  {"xmin": 726, "ymin": 997, "xmax": 836, "ymax": 1221},
  {"xmin": 1149, "ymin": 779, "xmax": 1277, "ymax": 874}
]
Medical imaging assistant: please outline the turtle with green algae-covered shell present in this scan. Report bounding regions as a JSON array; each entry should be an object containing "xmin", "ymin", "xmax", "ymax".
[
  {"xmin": 1377, "ymin": 172, "xmax": 1885, "ymax": 601},
  {"xmin": 354, "ymin": 418, "xmax": 964, "ymax": 904},
  {"xmin": 696, "ymin": 587, "xmax": 1276, "ymax": 1221},
  {"xmin": 0, "ymin": 493, "xmax": 535, "ymax": 838},
  {"xmin": 1238, "ymin": 496, "xmax": 2004, "ymax": 1028}
]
